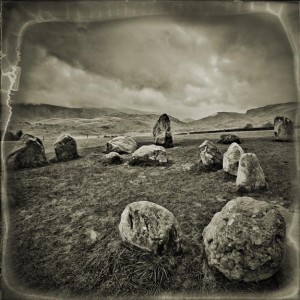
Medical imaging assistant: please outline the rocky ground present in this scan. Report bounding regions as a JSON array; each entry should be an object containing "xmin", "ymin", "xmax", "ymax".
[{"xmin": 4, "ymin": 133, "xmax": 299, "ymax": 298}]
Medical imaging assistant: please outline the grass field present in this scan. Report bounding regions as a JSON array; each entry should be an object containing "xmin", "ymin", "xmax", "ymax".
[{"xmin": 5, "ymin": 132, "xmax": 299, "ymax": 298}]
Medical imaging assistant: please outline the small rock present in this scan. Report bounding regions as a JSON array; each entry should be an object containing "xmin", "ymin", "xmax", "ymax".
[
  {"xmin": 90, "ymin": 230, "xmax": 97, "ymax": 241},
  {"xmin": 223, "ymin": 143, "xmax": 244, "ymax": 176},
  {"xmin": 102, "ymin": 152, "xmax": 123, "ymax": 165},
  {"xmin": 236, "ymin": 153, "xmax": 267, "ymax": 192},
  {"xmin": 119, "ymin": 201, "xmax": 181, "ymax": 254},
  {"xmin": 217, "ymin": 133, "xmax": 241, "ymax": 144}
]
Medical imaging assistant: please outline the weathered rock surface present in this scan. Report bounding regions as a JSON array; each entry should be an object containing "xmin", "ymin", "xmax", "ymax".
[
  {"xmin": 6, "ymin": 134, "xmax": 47, "ymax": 169},
  {"xmin": 130, "ymin": 145, "xmax": 167, "ymax": 165},
  {"xmin": 217, "ymin": 134, "xmax": 241, "ymax": 144},
  {"xmin": 223, "ymin": 143, "xmax": 244, "ymax": 176},
  {"xmin": 203, "ymin": 197, "xmax": 286, "ymax": 282},
  {"xmin": 274, "ymin": 116, "xmax": 294, "ymax": 142},
  {"xmin": 236, "ymin": 153, "xmax": 267, "ymax": 192},
  {"xmin": 199, "ymin": 140, "xmax": 223, "ymax": 169},
  {"xmin": 153, "ymin": 114, "xmax": 174, "ymax": 148},
  {"xmin": 103, "ymin": 152, "xmax": 123, "ymax": 165},
  {"xmin": 105, "ymin": 136, "xmax": 137, "ymax": 154},
  {"xmin": 119, "ymin": 201, "xmax": 181, "ymax": 254},
  {"xmin": 54, "ymin": 134, "xmax": 78, "ymax": 161}
]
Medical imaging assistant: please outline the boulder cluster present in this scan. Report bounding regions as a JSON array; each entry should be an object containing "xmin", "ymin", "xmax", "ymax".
[
  {"xmin": 6, "ymin": 133, "xmax": 79, "ymax": 170},
  {"xmin": 198, "ymin": 138, "xmax": 266, "ymax": 192},
  {"xmin": 5, "ymin": 113, "xmax": 290, "ymax": 284}
]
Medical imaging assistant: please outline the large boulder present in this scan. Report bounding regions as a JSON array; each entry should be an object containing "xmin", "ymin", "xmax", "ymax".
[
  {"xmin": 153, "ymin": 113, "xmax": 174, "ymax": 148},
  {"xmin": 236, "ymin": 153, "xmax": 267, "ymax": 192},
  {"xmin": 223, "ymin": 143, "xmax": 244, "ymax": 176},
  {"xmin": 274, "ymin": 116, "xmax": 294, "ymax": 142},
  {"xmin": 105, "ymin": 136, "xmax": 137, "ymax": 154},
  {"xmin": 54, "ymin": 134, "xmax": 78, "ymax": 161},
  {"xmin": 119, "ymin": 201, "xmax": 181, "ymax": 254},
  {"xmin": 6, "ymin": 134, "xmax": 47, "ymax": 169},
  {"xmin": 199, "ymin": 140, "xmax": 223, "ymax": 169},
  {"xmin": 203, "ymin": 197, "xmax": 286, "ymax": 282},
  {"xmin": 129, "ymin": 145, "xmax": 167, "ymax": 165},
  {"xmin": 217, "ymin": 133, "xmax": 241, "ymax": 144}
]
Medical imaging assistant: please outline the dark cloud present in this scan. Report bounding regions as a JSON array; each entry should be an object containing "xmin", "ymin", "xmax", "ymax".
[{"xmin": 13, "ymin": 14, "xmax": 296, "ymax": 119}]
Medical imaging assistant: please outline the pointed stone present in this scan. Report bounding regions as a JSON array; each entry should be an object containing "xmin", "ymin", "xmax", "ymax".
[
  {"xmin": 223, "ymin": 142, "xmax": 244, "ymax": 176},
  {"xmin": 236, "ymin": 153, "xmax": 267, "ymax": 192},
  {"xmin": 153, "ymin": 114, "xmax": 174, "ymax": 148}
]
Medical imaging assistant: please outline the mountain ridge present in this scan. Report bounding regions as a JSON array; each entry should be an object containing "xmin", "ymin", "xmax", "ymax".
[{"xmin": 8, "ymin": 102, "xmax": 298, "ymax": 133}]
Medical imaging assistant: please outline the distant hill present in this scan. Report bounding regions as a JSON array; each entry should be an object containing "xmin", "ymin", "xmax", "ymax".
[
  {"xmin": 8, "ymin": 103, "xmax": 187, "ymax": 135},
  {"xmin": 7, "ymin": 102, "xmax": 298, "ymax": 135},
  {"xmin": 182, "ymin": 118, "xmax": 195, "ymax": 123},
  {"xmin": 189, "ymin": 102, "xmax": 298, "ymax": 130}
]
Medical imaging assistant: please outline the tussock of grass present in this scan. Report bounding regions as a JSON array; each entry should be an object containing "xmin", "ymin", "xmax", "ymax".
[
  {"xmin": 74, "ymin": 242, "xmax": 179, "ymax": 296},
  {"xmin": 6, "ymin": 136, "xmax": 298, "ymax": 297},
  {"xmin": 128, "ymin": 158, "xmax": 171, "ymax": 167}
]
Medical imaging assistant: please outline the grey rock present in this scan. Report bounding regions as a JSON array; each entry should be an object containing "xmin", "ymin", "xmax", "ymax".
[
  {"xmin": 199, "ymin": 140, "xmax": 223, "ymax": 168},
  {"xmin": 153, "ymin": 114, "xmax": 174, "ymax": 148},
  {"xmin": 203, "ymin": 197, "xmax": 286, "ymax": 282},
  {"xmin": 6, "ymin": 134, "xmax": 47, "ymax": 169},
  {"xmin": 130, "ymin": 145, "xmax": 167, "ymax": 165},
  {"xmin": 119, "ymin": 201, "xmax": 181, "ymax": 254},
  {"xmin": 223, "ymin": 143, "xmax": 244, "ymax": 176},
  {"xmin": 217, "ymin": 134, "xmax": 241, "ymax": 144},
  {"xmin": 54, "ymin": 134, "xmax": 78, "ymax": 161},
  {"xmin": 103, "ymin": 151, "xmax": 123, "ymax": 165},
  {"xmin": 105, "ymin": 136, "xmax": 137, "ymax": 154},
  {"xmin": 236, "ymin": 153, "xmax": 267, "ymax": 192},
  {"xmin": 274, "ymin": 116, "xmax": 294, "ymax": 142}
]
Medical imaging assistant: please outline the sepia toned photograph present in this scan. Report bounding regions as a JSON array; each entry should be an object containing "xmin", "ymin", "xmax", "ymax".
[{"xmin": 1, "ymin": 1, "xmax": 299, "ymax": 299}]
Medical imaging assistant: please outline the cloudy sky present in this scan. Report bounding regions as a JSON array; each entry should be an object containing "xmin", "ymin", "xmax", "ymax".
[{"xmin": 14, "ymin": 13, "xmax": 296, "ymax": 119}]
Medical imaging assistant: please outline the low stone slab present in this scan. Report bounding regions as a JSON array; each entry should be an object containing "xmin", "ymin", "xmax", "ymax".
[
  {"xmin": 105, "ymin": 136, "xmax": 138, "ymax": 154},
  {"xmin": 129, "ymin": 145, "xmax": 168, "ymax": 165}
]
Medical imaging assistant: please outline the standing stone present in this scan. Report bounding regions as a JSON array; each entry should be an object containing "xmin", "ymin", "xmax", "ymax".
[
  {"xmin": 217, "ymin": 133, "xmax": 241, "ymax": 144},
  {"xmin": 203, "ymin": 197, "xmax": 286, "ymax": 282},
  {"xmin": 105, "ymin": 136, "xmax": 137, "ymax": 154},
  {"xmin": 153, "ymin": 114, "xmax": 174, "ymax": 148},
  {"xmin": 54, "ymin": 134, "xmax": 78, "ymax": 161},
  {"xmin": 236, "ymin": 153, "xmax": 267, "ymax": 192},
  {"xmin": 223, "ymin": 143, "xmax": 244, "ymax": 176},
  {"xmin": 129, "ymin": 145, "xmax": 167, "ymax": 165},
  {"xmin": 119, "ymin": 201, "xmax": 181, "ymax": 254},
  {"xmin": 274, "ymin": 116, "xmax": 294, "ymax": 142},
  {"xmin": 6, "ymin": 134, "xmax": 47, "ymax": 169},
  {"xmin": 199, "ymin": 140, "xmax": 223, "ymax": 168}
]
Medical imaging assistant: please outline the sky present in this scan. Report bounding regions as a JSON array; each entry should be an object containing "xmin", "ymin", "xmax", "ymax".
[{"xmin": 14, "ymin": 13, "xmax": 296, "ymax": 120}]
